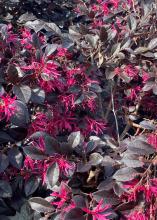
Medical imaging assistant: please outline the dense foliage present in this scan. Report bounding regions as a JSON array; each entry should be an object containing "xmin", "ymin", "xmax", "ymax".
[{"xmin": 0, "ymin": 0, "xmax": 157, "ymax": 219}]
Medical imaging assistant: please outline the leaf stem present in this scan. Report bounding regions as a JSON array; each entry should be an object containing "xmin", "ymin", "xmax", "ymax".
[{"xmin": 111, "ymin": 81, "xmax": 120, "ymax": 146}]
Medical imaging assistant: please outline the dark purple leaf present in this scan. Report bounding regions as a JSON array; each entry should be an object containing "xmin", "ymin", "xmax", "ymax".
[
  {"xmin": 152, "ymin": 84, "xmax": 157, "ymax": 95},
  {"xmin": 97, "ymin": 178, "xmax": 114, "ymax": 190},
  {"xmin": 68, "ymin": 131, "xmax": 83, "ymax": 149},
  {"xmin": 13, "ymin": 85, "xmax": 32, "ymax": 103},
  {"xmin": 23, "ymin": 145, "xmax": 47, "ymax": 160},
  {"xmin": 122, "ymin": 154, "xmax": 144, "ymax": 168},
  {"xmin": 29, "ymin": 197, "xmax": 54, "ymax": 213},
  {"xmin": 77, "ymin": 162, "xmax": 91, "ymax": 173},
  {"xmin": 74, "ymin": 94, "xmax": 85, "ymax": 105},
  {"xmin": 8, "ymin": 148, "xmax": 23, "ymax": 169},
  {"xmin": 128, "ymin": 15, "xmax": 137, "ymax": 31},
  {"xmin": 148, "ymin": 38, "xmax": 157, "ymax": 50},
  {"xmin": 113, "ymin": 167, "xmax": 138, "ymax": 182},
  {"xmin": 0, "ymin": 131, "xmax": 15, "ymax": 144},
  {"xmin": 0, "ymin": 180, "xmax": 12, "ymax": 198},
  {"xmin": 128, "ymin": 139, "xmax": 156, "ymax": 155},
  {"xmin": 10, "ymin": 101, "xmax": 30, "ymax": 126},
  {"xmin": 113, "ymin": 182, "xmax": 126, "ymax": 197},
  {"xmin": 0, "ymin": 154, "xmax": 9, "ymax": 173},
  {"xmin": 89, "ymin": 83, "xmax": 102, "ymax": 93},
  {"xmin": 86, "ymin": 141, "xmax": 96, "ymax": 154},
  {"xmin": 32, "ymin": 33, "xmax": 41, "ymax": 49},
  {"xmin": 139, "ymin": 120, "xmax": 156, "ymax": 130},
  {"xmin": 64, "ymin": 208, "xmax": 85, "ymax": 220},
  {"xmin": 89, "ymin": 153, "xmax": 103, "ymax": 166},
  {"xmin": 73, "ymin": 195, "xmax": 86, "ymax": 209},
  {"xmin": 93, "ymin": 190, "xmax": 120, "ymax": 205},
  {"xmin": 24, "ymin": 176, "xmax": 40, "ymax": 196},
  {"xmin": 46, "ymin": 163, "xmax": 59, "ymax": 189},
  {"xmin": 7, "ymin": 127, "xmax": 27, "ymax": 141},
  {"xmin": 45, "ymin": 44, "xmax": 58, "ymax": 57},
  {"xmin": 99, "ymin": 26, "xmax": 108, "ymax": 42},
  {"xmin": 44, "ymin": 135, "xmax": 60, "ymax": 155}
]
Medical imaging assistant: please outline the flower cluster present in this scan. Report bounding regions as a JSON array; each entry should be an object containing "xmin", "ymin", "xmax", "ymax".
[{"xmin": 0, "ymin": 0, "xmax": 157, "ymax": 219}]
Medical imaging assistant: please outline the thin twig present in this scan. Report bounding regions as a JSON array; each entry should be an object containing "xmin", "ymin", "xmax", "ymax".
[
  {"xmin": 120, "ymin": 92, "xmax": 145, "ymax": 140},
  {"xmin": 111, "ymin": 81, "xmax": 120, "ymax": 145},
  {"xmin": 98, "ymin": 93, "xmax": 105, "ymax": 120}
]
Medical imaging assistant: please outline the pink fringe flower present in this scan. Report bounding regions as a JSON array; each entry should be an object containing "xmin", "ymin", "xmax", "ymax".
[
  {"xmin": 127, "ymin": 211, "xmax": 148, "ymax": 220},
  {"xmin": 82, "ymin": 199, "xmax": 111, "ymax": 220},
  {"xmin": 50, "ymin": 182, "xmax": 71, "ymax": 209},
  {"xmin": 0, "ymin": 95, "xmax": 16, "ymax": 121},
  {"xmin": 147, "ymin": 133, "xmax": 157, "ymax": 150},
  {"xmin": 84, "ymin": 116, "xmax": 106, "ymax": 135}
]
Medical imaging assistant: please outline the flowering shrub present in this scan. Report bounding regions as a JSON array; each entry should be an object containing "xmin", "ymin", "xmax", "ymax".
[{"xmin": 0, "ymin": 0, "xmax": 157, "ymax": 219}]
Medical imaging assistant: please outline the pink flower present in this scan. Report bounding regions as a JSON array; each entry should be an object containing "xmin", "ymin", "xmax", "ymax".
[
  {"xmin": 21, "ymin": 58, "xmax": 62, "ymax": 92},
  {"xmin": 20, "ymin": 28, "xmax": 45, "ymax": 49},
  {"xmin": 102, "ymin": 3, "xmax": 109, "ymax": 15},
  {"xmin": 39, "ymin": 77, "xmax": 63, "ymax": 93},
  {"xmin": 6, "ymin": 33, "xmax": 18, "ymax": 43},
  {"xmin": 20, "ymin": 28, "xmax": 32, "ymax": 49},
  {"xmin": 84, "ymin": 116, "xmax": 106, "ymax": 135},
  {"xmin": 97, "ymin": 0, "xmax": 103, "ymax": 3},
  {"xmin": 53, "ymin": 112, "xmax": 77, "ymax": 133},
  {"xmin": 142, "ymin": 71, "xmax": 149, "ymax": 83},
  {"xmin": 110, "ymin": 0, "xmax": 119, "ymax": 9},
  {"xmin": 32, "ymin": 136, "xmax": 45, "ymax": 152},
  {"xmin": 23, "ymin": 156, "xmax": 35, "ymax": 170},
  {"xmin": 122, "ymin": 180, "xmax": 157, "ymax": 203},
  {"xmin": 21, "ymin": 58, "xmax": 59, "ymax": 76},
  {"xmin": 50, "ymin": 182, "xmax": 71, "ymax": 208},
  {"xmin": 28, "ymin": 111, "xmax": 55, "ymax": 136},
  {"xmin": 4, "ymin": 24, "xmax": 18, "ymax": 43},
  {"xmin": 42, "ymin": 155, "xmax": 75, "ymax": 183},
  {"xmin": 124, "ymin": 65, "xmax": 138, "ymax": 78},
  {"xmin": 57, "ymin": 48, "xmax": 71, "ymax": 58},
  {"xmin": 127, "ymin": 0, "xmax": 133, "ymax": 5},
  {"xmin": 55, "ymin": 156, "xmax": 75, "ymax": 177},
  {"xmin": 114, "ymin": 67, "xmax": 121, "ymax": 76},
  {"xmin": 82, "ymin": 199, "xmax": 111, "ymax": 220},
  {"xmin": 22, "ymin": 156, "xmax": 45, "ymax": 180},
  {"xmin": 82, "ymin": 97, "xmax": 97, "ymax": 112},
  {"xmin": 126, "ymin": 86, "xmax": 141, "ymax": 101},
  {"xmin": 92, "ymin": 20, "xmax": 103, "ymax": 28},
  {"xmin": 0, "ymin": 95, "xmax": 16, "ymax": 121},
  {"xmin": 59, "ymin": 94, "xmax": 76, "ymax": 111},
  {"xmin": 147, "ymin": 134, "xmax": 157, "ymax": 150},
  {"xmin": 127, "ymin": 210, "xmax": 148, "ymax": 220},
  {"xmin": 92, "ymin": 4, "xmax": 99, "ymax": 12}
]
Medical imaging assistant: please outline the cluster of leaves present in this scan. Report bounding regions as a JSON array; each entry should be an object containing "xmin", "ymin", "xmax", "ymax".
[{"xmin": 0, "ymin": 0, "xmax": 157, "ymax": 219}]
